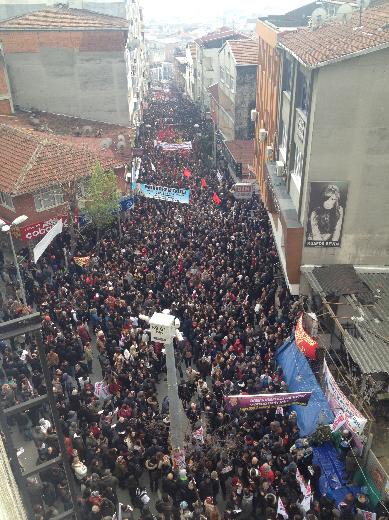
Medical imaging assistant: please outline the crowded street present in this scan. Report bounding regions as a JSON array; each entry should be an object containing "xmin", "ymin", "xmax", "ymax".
[{"xmin": 0, "ymin": 86, "xmax": 380, "ymax": 520}]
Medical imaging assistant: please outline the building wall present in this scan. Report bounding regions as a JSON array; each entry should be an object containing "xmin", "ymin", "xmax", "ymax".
[
  {"xmin": 0, "ymin": 29, "xmax": 129, "ymax": 125},
  {"xmin": 185, "ymin": 45, "xmax": 196, "ymax": 101},
  {"xmin": 300, "ymin": 48, "xmax": 389, "ymax": 266},
  {"xmin": 217, "ymin": 43, "xmax": 235, "ymax": 140},
  {"xmin": 235, "ymin": 65, "xmax": 256, "ymax": 140},
  {"xmin": 125, "ymin": 0, "xmax": 147, "ymax": 126},
  {"xmin": 254, "ymin": 20, "xmax": 280, "ymax": 198},
  {"xmin": 199, "ymin": 45, "xmax": 220, "ymax": 111},
  {"xmin": 0, "ymin": 0, "xmax": 126, "ymax": 21},
  {"xmin": 0, "ymin": 43, "xmax": 13, "ymax": 114}
]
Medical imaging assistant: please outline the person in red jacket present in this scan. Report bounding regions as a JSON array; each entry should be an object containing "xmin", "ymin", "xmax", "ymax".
[
  {"xmin": 259, "ymin": 463, "xmax": 275, "ymax": 483},
  {"xmin": 118, "ymin": 404, "xmax": 132, "ymax": 420}
]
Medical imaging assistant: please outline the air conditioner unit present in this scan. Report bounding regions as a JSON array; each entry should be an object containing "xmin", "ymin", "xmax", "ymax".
[
  {"xmin": 266, "ymin": 146, "xmax": 273, "ymax": 159},
  {"xmin": 276, "ymin": 160, "xmax": 285, "ymax": 176},
  {"xmin": 250, "ymin": 109, "xmax": 259, "ymax": 122},
  {"xmin": 259, "ymin": 128, "xmax": 268, "ymax": 142}
]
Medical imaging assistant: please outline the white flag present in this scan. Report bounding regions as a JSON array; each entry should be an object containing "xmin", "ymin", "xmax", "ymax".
[
  {"xmin": 33, "ymin": 218, "xmax": 63, "ymax": 263},
  {"xmin": 277, "ymin": 498, "xmax": 288, "ymax": 519},
  {"xmin": 357, "ymin": 510, "xmax": 376, "ymax": 520}
]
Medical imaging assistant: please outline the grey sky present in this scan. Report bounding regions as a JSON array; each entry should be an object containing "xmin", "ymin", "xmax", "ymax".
[{"xmin": 141, "ymin": 0, "xmax": 309, "ymax": 22}]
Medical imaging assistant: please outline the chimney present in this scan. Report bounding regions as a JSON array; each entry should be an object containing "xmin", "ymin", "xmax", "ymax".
[{"xmin": 0, "ymin": 42, "xmax": 14, "ymax": 115}]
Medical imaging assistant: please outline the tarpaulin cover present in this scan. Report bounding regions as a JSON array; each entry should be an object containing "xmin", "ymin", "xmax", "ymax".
[
  {"xmin": 276, "ymin": 336, "xmax": 334, "ymax": 436},
  {"xmin": 313, "ymin": 443, "xmax": 361, "ymax": 504}
]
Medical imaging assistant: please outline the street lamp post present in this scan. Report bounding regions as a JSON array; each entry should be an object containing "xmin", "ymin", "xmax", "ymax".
[
  {"xmin": 145, "ymin": 311, "xmax": 186, "ymax": 452},
  {"xmin": 0, "ymin": 215, "xmax": 28, "ymax": 305}
]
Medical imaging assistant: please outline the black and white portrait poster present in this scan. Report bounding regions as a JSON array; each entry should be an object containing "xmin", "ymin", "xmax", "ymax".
[{"xmin": 305, "ymin": 181, "xmax": 348, "ymax": 247}]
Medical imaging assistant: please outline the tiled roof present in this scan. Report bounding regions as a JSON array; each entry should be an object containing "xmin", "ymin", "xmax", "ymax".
[
  {"xmin": 279, "ymin": 4, "xmax": 389, "ymax": 68},
  {"xmin": 0, "ymin": 124, "xmax": 117, "ymax": 195},
  {"xmin": 224, "ymin": 139, "xmax": 254, "ymax": 174},
  {"xmin": 195, "ymin": 28, "xmax": 247, "ymax": 45},
  {"xmin": 228, "ymin": 39, "xmax": 259, "ymax": 65},
  {"xmin": 0, "ymin": 110, "xmax": 132, "ymax": 167},
  {"xmin": 0, "ymin": 8, "xmax": 128, "ymax": 31}
]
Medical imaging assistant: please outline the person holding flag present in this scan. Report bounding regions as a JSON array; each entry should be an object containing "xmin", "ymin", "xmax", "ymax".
[{"xmin": 212, "ymin": 192, "xmax": 221, "ymax": 205}]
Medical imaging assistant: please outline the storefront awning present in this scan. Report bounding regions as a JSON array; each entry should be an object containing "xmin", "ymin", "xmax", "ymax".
[{"xmin": 224, "ymin": 139, "xmax": 254, "ymax": 175}]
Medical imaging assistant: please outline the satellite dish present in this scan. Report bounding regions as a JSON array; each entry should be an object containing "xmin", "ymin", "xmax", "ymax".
[
  {"xmin": 311, "ymin": 7, "xmax": 327, "ymax": 27},
  {"xmin": 100, "ymin": 138, "xmax": 113, "ymax": 150},
  {"xmin": 336, "ymin": 3, "xmax": 353, "ymax": 22}
]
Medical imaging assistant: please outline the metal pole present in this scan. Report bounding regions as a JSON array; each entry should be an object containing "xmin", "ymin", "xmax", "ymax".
[
  {"xmin": 35, "ymin": 331, "xmax": 81, "ymax": 519},
  {"xmin": 213, "ymin": 121, "xmax": 217, "ymax": 167},
  {"xmin": 118, "ymin": 212, "xmax": 122, "ymax": 240},
  {"xmin": 8, "ymin": 230, "xmax": 26, "ymax": 305},
  {"xmin": 165, "ymin": 337, "xmax": 185, "ymax": 450}
]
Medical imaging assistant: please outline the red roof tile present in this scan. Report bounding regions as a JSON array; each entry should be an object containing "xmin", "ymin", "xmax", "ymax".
[
  {"xmin": 279, "ymin": 4, "xmax": 389, "ymax": 68},
  {"xmin": 195, "ymin": 28, "xmax": 247, "ymax": 45},
  {"xmin": 0, "ymin": 8, "xmax": 128, "ymax": 30},
  {"xmin": 227, "ymin": 39, "xmax": 259, "ymax": 65},
  {"xmin": 0, "ymin": 110, "xmax": 132, "ymax": 166},
  {"xmin": 0, "ymin": 124, "xmax": 117, "ymax": 195}
]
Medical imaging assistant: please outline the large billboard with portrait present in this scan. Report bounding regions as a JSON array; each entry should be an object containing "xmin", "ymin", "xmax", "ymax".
[{"xmin": 305, "ymin": 181, "xmax": 348, "ymax": 247}]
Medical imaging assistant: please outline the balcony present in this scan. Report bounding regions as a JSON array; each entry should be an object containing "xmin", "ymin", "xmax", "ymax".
[{"xmin": 264, "ymin": 161, "xmax": 304, "ymax": 294}]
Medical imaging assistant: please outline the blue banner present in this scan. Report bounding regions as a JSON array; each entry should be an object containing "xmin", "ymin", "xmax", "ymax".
[
  {"xmin": 120, "ymin": 196, "xmax": 134, "ymax": 211},
  {"xmin": 131, "ymin": 182, "xmax": 190, "ymax": 204},
  {"xmin": 80, "ymin": 196, "xmax": 134, "ymax": 224}
]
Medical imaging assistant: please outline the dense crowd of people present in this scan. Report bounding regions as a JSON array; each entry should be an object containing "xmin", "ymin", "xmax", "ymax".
[{"xmin": 1, "ymin": 86, "xmax": 388, "ymax": 520}]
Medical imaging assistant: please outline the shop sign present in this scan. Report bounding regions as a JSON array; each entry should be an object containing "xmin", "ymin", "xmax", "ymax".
[
  {"xmin": 21, "ymin": 213, "xmax": 78, "ymax": 241},
  {"xmin": 232, "ymin": 183, "xmax": 253, "ymax": 200}
]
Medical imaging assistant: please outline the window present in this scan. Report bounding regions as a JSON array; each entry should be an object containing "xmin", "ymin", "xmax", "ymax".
[
  {"xmin": 297, "ymin": 71, "xmax": 309, "ymax": 113},
  {"xmin": 34, "ymin": 186, "xmax": 64, "ymax": 212},
  {"xmin": 0, "ymin": 191, "xmax": 14, "ymax": 210},
  {"xmin": 77, "ymin": 181, "xmax": 87, "ymax": 200},
  {"xmin": 282, "ymin": 58, "xmax": 292, "ymax": 92},
  {"xmin": 220, "ymin": 66, "xmax": 225, "ymax": 83},
  {"xmin": 293, "ymin": 146, "xmax": 303, "ymax": 179},
  {"xmin": 227, "ymin": 73, "xmax": 234, "ymax": 92},
  {"xmin": 279, "ymin": 123, "xmax": 288, "ymax": 160}
]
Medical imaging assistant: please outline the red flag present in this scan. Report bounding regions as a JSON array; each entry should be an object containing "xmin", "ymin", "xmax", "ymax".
[
  {"xmin": 183, "ymin": 168, "xmax": 192, "ymax": 178},
  {"xmin": 212, "ymin": 192, "xmax": 221, "ymax": 205},
  {"xmin": 201, "ymin": 178, "xmax": 207, "ymax": 188}
]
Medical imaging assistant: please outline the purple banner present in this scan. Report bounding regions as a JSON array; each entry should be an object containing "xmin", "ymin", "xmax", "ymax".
[{"xmin": 224, "ymin": 391, "xmax": 312, "ymax": 412}]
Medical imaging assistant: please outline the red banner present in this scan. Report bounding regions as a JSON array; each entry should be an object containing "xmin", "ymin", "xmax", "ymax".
[
  {"xmin": 295, "ymin": 314, "xmax": 317, "ymax": 360},
  {"xmin": 21, "ymin": 213, "xmax": 78, "ymax": 241}
]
